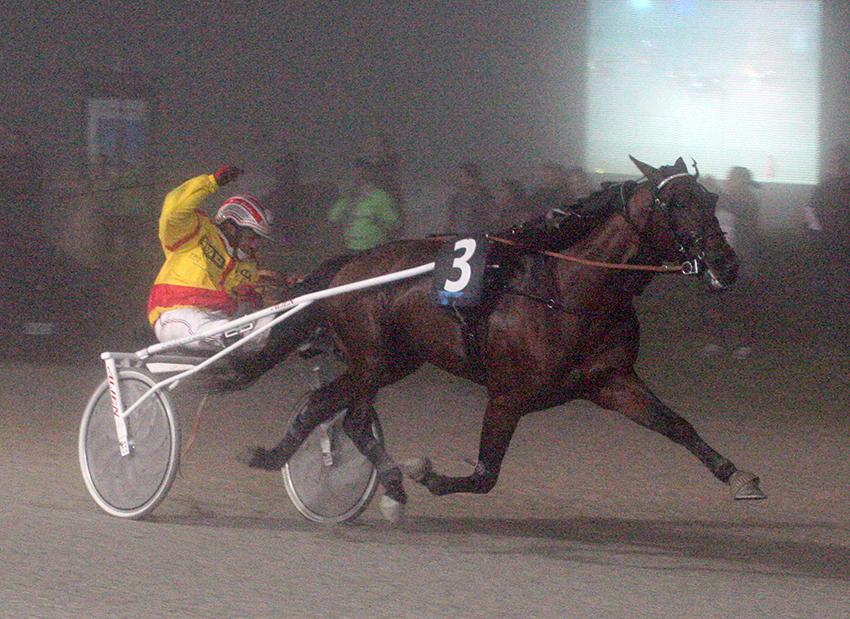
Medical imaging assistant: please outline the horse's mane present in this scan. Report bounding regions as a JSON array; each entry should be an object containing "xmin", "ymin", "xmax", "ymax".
[{"xmin": 495, "ymin": 181, "xmax": 633, "ymax": 252}]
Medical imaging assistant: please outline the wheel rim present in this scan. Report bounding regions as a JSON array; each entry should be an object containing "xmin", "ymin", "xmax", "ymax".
[
  {"xmin": 81, "ymin": 374, "xmax": 176, "ymax": 514},
  {"xmin": 283, "ymin": 411, "xmax": 381, "ymax": 523}
]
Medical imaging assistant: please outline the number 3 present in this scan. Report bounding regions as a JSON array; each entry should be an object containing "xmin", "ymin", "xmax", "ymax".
[{"xmin": 444, "ymin": 238, "xmax": 477, "ymax": 292}]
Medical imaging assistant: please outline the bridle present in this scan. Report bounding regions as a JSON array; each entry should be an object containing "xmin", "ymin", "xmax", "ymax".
[{"xmin": 647, "ymin": 169, "xmax": 724, "ymax": 277}]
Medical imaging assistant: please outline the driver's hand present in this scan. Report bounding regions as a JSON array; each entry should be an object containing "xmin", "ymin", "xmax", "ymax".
[
  {"xmin": 213, "ymin": 165, "xmax": 244, "ymax": 186},
  {"xmin": 233, "ymin": 283, "xmax": 262, "ymax": 308}
]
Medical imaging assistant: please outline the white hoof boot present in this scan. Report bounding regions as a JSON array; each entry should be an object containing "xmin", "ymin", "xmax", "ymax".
[
  {"xmin": 402, "ymin": 457, "xmax": 432, "ymax": 482},
  {"xmin": 379, "ymin": 495, "xmax": 406, "ymax": 525},
  {"xmin": 729, "ymin": 470, "xmax": 767, "ymax": 500}
]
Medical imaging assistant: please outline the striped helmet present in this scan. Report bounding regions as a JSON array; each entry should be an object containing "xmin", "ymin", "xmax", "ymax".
[{"xmin": 214, "ymin": 194, "xmax": 273, "ymax": 239}]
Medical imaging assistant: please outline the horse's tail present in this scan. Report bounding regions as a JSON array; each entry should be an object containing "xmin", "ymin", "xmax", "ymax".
[{"xmin": 236, "ymin": 253, "xmax": 357, "ymax": 384}]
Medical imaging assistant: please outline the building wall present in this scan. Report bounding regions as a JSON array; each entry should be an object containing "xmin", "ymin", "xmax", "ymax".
[{"xmin": 1, "ymin": 2, "xmax": 586, "ymax": 185}]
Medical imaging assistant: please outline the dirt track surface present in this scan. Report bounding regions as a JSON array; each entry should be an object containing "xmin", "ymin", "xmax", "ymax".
[{"xmin": 2, "ymin": 312, "xmax": 848, "ymax": 619}]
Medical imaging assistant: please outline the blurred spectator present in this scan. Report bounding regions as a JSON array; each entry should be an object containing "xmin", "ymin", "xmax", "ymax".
[
  {"xmin": 0, "ymin": 128, "xmax": 48, "ymax": 336},
  {"xmin": 362, "ymin": 133, "xmax": 403, "ymax": 206},
  {"xmin": 403, "ymin": 181, "xmax": 453, "ymax": 238},
  {"xmin": 491, "ymin": 178, "xmax": 532, "ymax": 229},
  {"xmin": 563, "ymin": 166, "xmax": 593, "ymax": 204},
  {"xmin": 362, "ymin": 133, "xmax": 405, "ymax": 237},
  {"xmin": 529, "ymin": 162, "xmax": 569, "ymax": 215},
  {"xmin": 264, "ymin": 151, "xmax": 312, "ymax": 237},
  {"xmin": 329, "ymin": 158, "xmax": 400, "ymax": 251},
  {"xmin": 695, "ymin": 166, "xmax": 763, "ymax": 359},
  {"xmin": 698, "ymin": 241, "xmax": 754, "ymax": 359},
  {"xmin": 717, "ymin": 166, "xmax": 761, "ymax": 281},
  {"xmin": 445, "ymin": 162, "xmax": 493, "ymax": 235},
  {"xmin": 803, "ymin": 143, "xmax": 850, "ymax": 303},
  {"xmin": 698, "ymin": 268, "xmax": 755, "ymax": 359},
  {"xmin": 84, "ymin": 155, "xmax": 148, "ymax": 263}
]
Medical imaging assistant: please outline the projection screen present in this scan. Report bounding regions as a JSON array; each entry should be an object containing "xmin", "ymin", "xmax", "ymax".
[{"xmin": 585, "ymin": 0, "xmax": 821, "ymax": 184}]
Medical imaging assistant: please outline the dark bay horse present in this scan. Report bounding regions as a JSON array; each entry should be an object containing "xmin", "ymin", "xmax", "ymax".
[{"xmin": 241, "ymin": 155, "xmax": 766, "ymax": 520}]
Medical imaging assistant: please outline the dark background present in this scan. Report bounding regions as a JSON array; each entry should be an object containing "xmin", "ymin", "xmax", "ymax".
[
  {"xmin": 0, "ymin": 1, "xmax": 847, "ymax": 357},
  {"xmin": 2, "ymin": 2, "xmax": 845, "ymax": 183},
  {"xmin": 1, "ymin": 2, "xmax": 591, "ymax": 183}
]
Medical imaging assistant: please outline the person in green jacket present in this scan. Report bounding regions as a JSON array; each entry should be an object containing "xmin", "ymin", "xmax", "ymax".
[{"xmin": 329, "ymin": 158, "xmax": 400, "ymax": 251}]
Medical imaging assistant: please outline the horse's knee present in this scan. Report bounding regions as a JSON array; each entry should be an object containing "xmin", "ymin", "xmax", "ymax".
[
  {"xmin": 314, "ymin": 378, "xmax": 352, "ymax": 411},
  {"xmin": 272, "ymin": 395, "xmax": 333, "ymax": 458},
  {"xmin": 301, "ymin": 399, "xmax": 327, "ymax": 426}
]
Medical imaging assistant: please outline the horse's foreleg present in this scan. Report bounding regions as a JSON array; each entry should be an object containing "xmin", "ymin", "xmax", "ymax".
[
  {"xmin": 241, "ymin": 374, "xmax": 354, "ymax": 470},
  {"xmin": 588, "ymin": 370, "xmax": 765, "ymax": 499},
  {"xmin": 413, "ymin": 398, "xmax": 524, "ymax": 496}
]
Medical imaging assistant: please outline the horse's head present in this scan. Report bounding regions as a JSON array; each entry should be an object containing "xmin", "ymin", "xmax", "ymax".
[{"xmin": 629, "ymin": 155, "xmax": 739, "ymax": 290}]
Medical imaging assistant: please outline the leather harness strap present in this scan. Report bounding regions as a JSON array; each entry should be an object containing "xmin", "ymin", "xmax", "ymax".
[{"xmin": 486, "ymin": 235, "xmax": 688, "ymax": 273}]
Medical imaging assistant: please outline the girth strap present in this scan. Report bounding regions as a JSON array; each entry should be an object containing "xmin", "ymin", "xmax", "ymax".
[{"xmin": 447, "ymin": 302, "xmax": 488, "ymax": 380}]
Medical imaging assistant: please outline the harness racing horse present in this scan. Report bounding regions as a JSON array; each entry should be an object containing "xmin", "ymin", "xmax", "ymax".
[{"xmin": 240, "ymin": 156, "xmax": 766, "ymax": 521}]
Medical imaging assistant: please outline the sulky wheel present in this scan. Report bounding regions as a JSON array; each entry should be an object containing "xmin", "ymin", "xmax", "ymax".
[
  {"xmin": 282, "ymin": 399, "xmax": 383, "ymax": 523},
  {"xmin": 79, "ymin": 368, "xmax": 180, "ymax": 519}
]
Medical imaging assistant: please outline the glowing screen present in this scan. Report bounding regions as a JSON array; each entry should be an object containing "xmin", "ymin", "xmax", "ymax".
[{"xmin": 586, "ymin": 0, "xmax": 821, "ymax": 183}]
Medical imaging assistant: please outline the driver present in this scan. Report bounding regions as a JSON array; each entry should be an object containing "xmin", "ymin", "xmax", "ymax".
[{"xmin": 147, "ymin": 165, "xmax": 281, "ymax": 352}]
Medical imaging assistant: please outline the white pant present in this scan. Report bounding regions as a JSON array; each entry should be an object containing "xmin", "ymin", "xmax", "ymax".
[{"xmin": 154, "ymin": 307, "xmax": 274, "ymax": 352}]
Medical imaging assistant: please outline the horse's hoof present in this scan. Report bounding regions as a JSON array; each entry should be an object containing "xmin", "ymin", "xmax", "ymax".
[
  {"xmin": 236, "ymin": 446, "xmax": 261, "ymax": 465},
  {"xmin": 729, "ymin": 470, "xmax": 767, "ymax": 500},
  {"xmin": 379, "ymin": 494, "xmax": 406, "ymax": 525},
  {"xmin": 402, "ymin": 457, "xmax": 432, "ymax": 482}
]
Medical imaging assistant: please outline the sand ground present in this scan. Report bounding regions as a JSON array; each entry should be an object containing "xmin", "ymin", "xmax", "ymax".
[{"xmin": 1, "ymin": 313, "xmax": 847, "ymax": 619}]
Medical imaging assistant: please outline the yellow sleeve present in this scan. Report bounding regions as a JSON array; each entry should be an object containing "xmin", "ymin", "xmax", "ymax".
[{"xmin": 158, "ymin": 174, "xmax": 219, "ymax": 249}]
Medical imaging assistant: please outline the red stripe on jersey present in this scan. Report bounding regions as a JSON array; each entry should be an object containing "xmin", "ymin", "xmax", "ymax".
[{"xmin": 147, "ymin": 283, "xmax": 237, "ymax": 316}]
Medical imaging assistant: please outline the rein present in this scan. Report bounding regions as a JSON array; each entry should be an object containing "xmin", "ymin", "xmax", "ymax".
[{"xmin": 486, "ymin": 235, "xmax": 693, "ymax": 274}]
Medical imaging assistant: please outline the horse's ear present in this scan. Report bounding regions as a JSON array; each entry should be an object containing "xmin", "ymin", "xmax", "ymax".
[
  {"xmin": 673, "ymin": 157, "xmax": 687, "ymax": 173},
  {"xmin": 629, "ymin": 155, "xmax": 661, "ymax": 184}
]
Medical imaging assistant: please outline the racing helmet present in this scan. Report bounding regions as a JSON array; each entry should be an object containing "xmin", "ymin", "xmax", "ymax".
[{"xmin": 214, "ymin": 194, "xmax": 273, "ymax": 240}]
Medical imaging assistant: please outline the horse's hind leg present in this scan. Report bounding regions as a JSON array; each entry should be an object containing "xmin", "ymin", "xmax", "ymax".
[
  {"xmin": 241, "ymin": 373, "xmax": 355, "ymax": 470},
  {"xmin": 342, "ymin": 401, "xmax": 407, "ymax": 517},
  {"xmin": 337, "ymin": 351, "xmax": 427, "ymax": 518},
  {"xmin": 242, "ymin": 369, "xmax": 410, "ymax": 517},
  {"xmin": 587, "ymin": 370, "xmax": 765, "ymax": 499}
]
